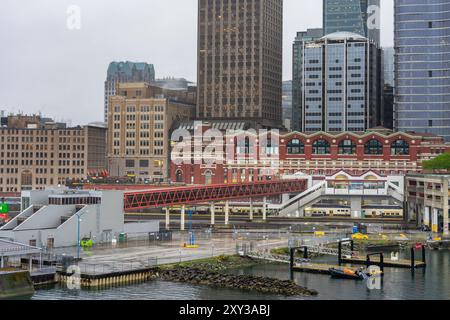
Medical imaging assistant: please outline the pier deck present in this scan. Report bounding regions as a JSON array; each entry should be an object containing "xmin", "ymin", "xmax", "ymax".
[
  {"xmin": 30, "ymin": 267, "xmax": 57, "ymax": 286},
  {"xmin": 341, "ymin": 256, "xmax": 426, "ymax": 269},
  {"xmin": 292, "ymin": 263, "xmax": 359, "ymax": 275}
]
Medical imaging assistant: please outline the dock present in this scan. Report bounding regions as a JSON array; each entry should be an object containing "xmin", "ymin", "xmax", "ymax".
[
  {"xmin": 292, "ymin": 263, "xmax": 359, "ymax": 275},
  {"xmin": 341, "ymin": 256, "xmax": 426, "ymax": 269},
  {"xmin": 57, "ymin": 267, "xmax": 157, "ymax": 289},
  {"xmin": 30, "ymin": 267, "xmax": 58, "ymax": 286},
  {"xmin": 289, "ymin": 240, "xmax": 428, "ymax": 273}
]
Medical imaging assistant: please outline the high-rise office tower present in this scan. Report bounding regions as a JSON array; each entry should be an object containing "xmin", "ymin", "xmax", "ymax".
[
  {"xmin": 395, "ymin": 0, "xmax": 450, "ymax": 142},
  {"xmin": 292, "ymin": 28, "xmax": 324, "ymax": 131},
  {"xmin": 197, "ymin": 0, "xmax": 283, "ymax": 128},
  {"xmin": 323, "ymin": 0, "xmax": 380, "ymax": 44},
  {"xmin": 383, "ymin": 84, "xmax": 394, "ymax": 129},
  {"xmin": 104, "ymin": 62, "xmax": 155, "ymax": 122},
  {"xmin": 282, "ymin": 80, "xmax": 293, "ymax": 130},
  {"xmin": 383, "ymin": 47, "xmax": 395, "ymax": 87},
  {"xmin": 299, "ymin": 32, "xmax": 383, "ymax": 133}
]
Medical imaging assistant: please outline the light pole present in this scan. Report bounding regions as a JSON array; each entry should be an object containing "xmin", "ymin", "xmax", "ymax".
[{"xmin": 76, "ymin": 210, "xmax": 88, "ymax": 260}]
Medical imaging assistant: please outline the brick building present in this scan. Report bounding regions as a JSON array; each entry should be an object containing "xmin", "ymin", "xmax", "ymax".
[
  {"xmin": 107, "ymin": 83, "xmax": 195, "ymax": 183},
  {"xmin": 171, "ymin": 124, "xmax": 450, "ymax": 185},
  {"xmin": 0, "ymin": 114, "xmax": 107, "ymax": 192}
]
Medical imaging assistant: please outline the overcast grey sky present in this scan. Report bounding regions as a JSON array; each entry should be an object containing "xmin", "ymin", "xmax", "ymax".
[{"xmin": 0, "ymin": 0, "xmax": 394, "ymax": 125}]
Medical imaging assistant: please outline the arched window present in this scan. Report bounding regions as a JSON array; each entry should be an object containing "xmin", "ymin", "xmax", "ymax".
[
  {"xmin": 237, "ymin": 137, "xmax": 251, "ymax": 155},
  {"xmin": 204, "ymin": 170, "xmax": 213, "ymax": 185},
  {"xmin": 312, "ymin": 139, "xmax": 330, "ymax": 155},
  {"xmin": 287, "ymin": 139, "xmax": 305, "ymax": 154},
  {"xmin": 391, "ymin": 140, "xmax": 410, "ymax": 155},
  {"xmin": 175, "ymin": 170, "xmax": 183, "ymax": 183},
  {"xmin": 364, "ymin": 139, "xmax": 383, "ymax": 155},
  {"xmin": 338, "ymin": 140, "xmax": 357, "ymax": 155},
  {"xmin": 264, "ymin": 136, "xmax": 279, "ymax": 155}
]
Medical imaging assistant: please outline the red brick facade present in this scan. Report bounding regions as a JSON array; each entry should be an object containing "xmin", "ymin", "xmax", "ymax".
[{"xmin": 171, "ymin": 129, "xmax": 450, "ymax": 185}]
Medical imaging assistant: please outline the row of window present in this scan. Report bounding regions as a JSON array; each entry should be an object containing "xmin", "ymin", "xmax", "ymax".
[{"xmin": 286, "ymin": 139, "xmax": 410, "ymax": 156}]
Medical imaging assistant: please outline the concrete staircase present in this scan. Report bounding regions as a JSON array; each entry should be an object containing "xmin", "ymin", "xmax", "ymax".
[{"xmin": 275, "ymin": 182, "xmax": 327, "ymax": 217}]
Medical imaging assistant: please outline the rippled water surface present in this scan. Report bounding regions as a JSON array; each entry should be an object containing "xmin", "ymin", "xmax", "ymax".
[{"xmin": 32, "ymin": 250, "xmax": 449, "ymax": 300}]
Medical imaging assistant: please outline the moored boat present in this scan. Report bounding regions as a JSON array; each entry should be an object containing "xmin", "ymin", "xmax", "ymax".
[{"xmin": 329, "ymin": 268, "xmax": 365, "ymax": 280}]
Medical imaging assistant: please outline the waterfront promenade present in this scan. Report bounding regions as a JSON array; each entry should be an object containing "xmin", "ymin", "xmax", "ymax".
[{"xmin": 54, "ymin": 232, "xmax": 288, "ymax": 275}]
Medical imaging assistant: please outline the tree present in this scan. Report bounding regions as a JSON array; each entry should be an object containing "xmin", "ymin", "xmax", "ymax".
[{"xmin": 422, "ymin": 153, "xmax": 450, "ymax": 171}]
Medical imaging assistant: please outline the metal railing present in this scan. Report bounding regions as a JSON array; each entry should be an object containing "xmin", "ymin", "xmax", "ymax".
[
  {"xmin": 246, "ymin": 251, "xmax": 310, "ymax": 264},
  {"xmin": 77, "ymin": 259, "xmax": 158, "ymax": 275}
]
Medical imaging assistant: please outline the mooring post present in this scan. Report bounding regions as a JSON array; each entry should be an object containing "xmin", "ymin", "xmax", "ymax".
[
  {"xmin": 380, "ymin": 253, "xmax": 384, "ymax": 273},
  {"xmin": 422, "ymin": 245, "xmax": 426, "ymax": 265},
  {"xmin": 351, "ymin": 240, "xmax": 354, "ymax": 252},
  {"xmin": 411, "ymin": 247, "xmax": 415, "ymax": 269},
  {"xmin": 366, "ymin": 255, "xmax": 371, "ymax": 268},
  {"xmin": 303, "ymin": 246, "xmax": 308, "ymax": 260},
  {"xmin": 290, "ymin": 248, "xmax": 295, "ymax": 271},
  {"xmin": 338, "ymin": 241, "xmax": 342, "ymax": 265}
]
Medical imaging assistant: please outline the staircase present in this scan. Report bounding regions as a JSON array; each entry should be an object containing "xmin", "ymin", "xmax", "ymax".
[
  {"xmin": 387, "ymin": 182, "xmax": 404, "ymax": 203},
  {"xmin": 276, "ymin": 181, "xmax": 326, "ymax": 217}
]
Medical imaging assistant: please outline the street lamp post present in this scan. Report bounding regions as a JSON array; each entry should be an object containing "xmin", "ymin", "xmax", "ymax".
[
  {"xmin": 77, "ymin": 215, "xmax": 80, "ymax": 260},
  {"xmin": 76, "ymin": 210, "xmax": 88, "ymax": 260}
]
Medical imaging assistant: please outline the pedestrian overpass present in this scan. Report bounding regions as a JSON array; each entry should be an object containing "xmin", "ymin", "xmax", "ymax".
[{"xmin": 271, "ymin": 171, "xmax": 405, "ymax": 219}]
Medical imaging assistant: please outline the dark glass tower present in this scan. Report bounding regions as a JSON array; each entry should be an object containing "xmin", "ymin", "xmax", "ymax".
[
  {"xmin": 323, "ymin": 0, "xmax": 380, "ymax": 44},
  {"xmin": 394, "ymin": 0, "xmax": 450, "ymax": 141}
]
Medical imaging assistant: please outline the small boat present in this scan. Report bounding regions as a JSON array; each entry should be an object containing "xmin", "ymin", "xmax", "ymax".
[{"xmin": 329, "ymin": 268, "xmax": 365, "ymax": 280}]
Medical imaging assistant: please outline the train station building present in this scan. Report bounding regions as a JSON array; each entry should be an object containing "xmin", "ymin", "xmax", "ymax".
[{"xmin": 170, "ymin": 124, "xmax": 450, "ymax": 185}]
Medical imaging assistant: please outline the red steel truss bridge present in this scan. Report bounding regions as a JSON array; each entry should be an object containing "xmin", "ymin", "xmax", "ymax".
[{"xmin": 123, "ymin": 179, "xmax": 307, "ymax": 211}]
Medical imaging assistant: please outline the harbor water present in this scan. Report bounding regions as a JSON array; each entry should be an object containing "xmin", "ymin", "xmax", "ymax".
[{"xmin": 32, "ymin": 250, "xmax": 449, "ymax": 300}]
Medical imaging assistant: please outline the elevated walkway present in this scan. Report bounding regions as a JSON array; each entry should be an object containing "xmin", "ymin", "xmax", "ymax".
[
  {"xmin": 123, "ymin": 179, "xmax": 308, "ymax": 211},
  {"xmin": 274, "ymin": 172, "xmax": 405, "ymax": 218}
]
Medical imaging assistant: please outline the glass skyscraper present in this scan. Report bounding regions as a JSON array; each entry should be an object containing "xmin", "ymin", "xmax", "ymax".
[
  {"xmin": 299, "ymin": 32, "xmax": 382, "ymax": 133},
  {"xmin": 394, "ymin": 0, "xmax": 450, "ymax": 141},
  {"xmin": 323, "ymin": 0, "xmax": 380, "ymax": 44},
  {"xmin": 383, "ymin": 47, "xmax": 395, "ymax": 87},
  {"xmin": 292, "ymin": 29, "xmax": 324, "ymax": 131}
]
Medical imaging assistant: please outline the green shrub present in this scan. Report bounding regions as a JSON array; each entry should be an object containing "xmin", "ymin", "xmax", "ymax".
[{"xmin": 423, "ymin": 153, "xmax": 450, "ymax": 171}]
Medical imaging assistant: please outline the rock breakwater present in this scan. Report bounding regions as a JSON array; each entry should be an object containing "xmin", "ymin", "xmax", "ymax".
[{"xmin": 157, "ymin": 266, "xmax": 318, "ymax": 297}]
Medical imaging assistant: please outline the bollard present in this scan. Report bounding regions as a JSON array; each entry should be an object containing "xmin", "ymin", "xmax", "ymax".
[
  {"xmin": 422, "ymin": 245, "xmax": 426, "ymax": 266},
  {"xmin": 290, "ymin": 248, "xmax": 295, "ymax": 271},
  {"xmin": 338, "ymin": 242, "xmax": 342, "ymax": 265}
]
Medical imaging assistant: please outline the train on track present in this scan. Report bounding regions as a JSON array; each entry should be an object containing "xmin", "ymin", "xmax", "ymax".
[{"xmin": 304, "ymin": 204, "xmax": 403, "ymax": 219}]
